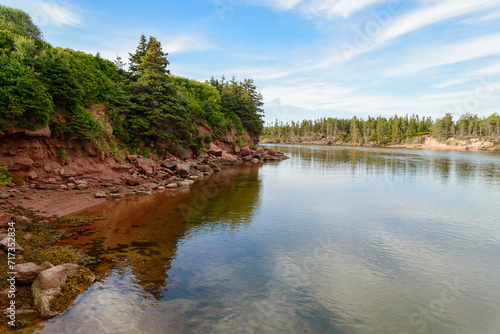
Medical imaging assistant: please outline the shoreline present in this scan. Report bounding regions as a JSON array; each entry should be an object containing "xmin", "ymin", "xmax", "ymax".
[{"xmin": 262, "ymin": 135, "xmax": 500, "ymax": 153}]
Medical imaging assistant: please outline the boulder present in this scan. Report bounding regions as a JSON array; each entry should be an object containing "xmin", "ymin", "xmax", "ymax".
[
  {"xmin": 12, "ymin": 216, "xmax": 32, "ymax": 229},
  {"xmin": 24, "ymin": 125, "xmax": 51, "ymax": 138},
  {"xmin": 161, "ymin": 160, "xmax": 177, "ymax": 170},
  {"xmin": 240, "ymin": 145, "xmax": 251, "ymax": 156},
  {"xmin": 0, "ymin": 238, "xmax": 24, "ymax": 253},
  {"xmin": 234, "ymin": 146, "xmax": 241, "ymax": 154},
  {"xmin": 166, "ymin": 183, "xmax": 178, "ymax": 188},
  {"xmin": 138, "ymin": 165, "xmax": 153, "ymax": 175},
  {"xmin": 144, "ymin": 183, "xmax": 158, "ymax": 190},
  {"xmin": 207, "ymin": 143, "xmax": 223, "ymax": 157},
  {"xmin": 126, "ymin": 155, "xmax": 138, "ymax": 162},
  {"xmin": 14, "ymin": 263, "xmax": 44, "ymax": 284},
  {"xmin": 125, "ymin": 176, "xmax": 141, "ymax": 186},
  {"xmin": 32, "ymin": 264, "xmax": 95, "ymax": 318},
  {"xmin": 0, "ymin": 192, "xmax": 10, "ymax": 200},
  {"xmin": 26, "ymin": 170, "xmax": 38, "ymax": 180},
  {"xmin": 135, "ymin": 158, "xmax": 155, "ymax": 169},
  {"xmin": 221, "ymin": 152, "xmax": 237, "ymax": 165},
  {"xmin": 0, "ymin": 212, "xmax": 12, "ymax": 228},
  {"xmin": 197, "ymin": 165, "xmax": 213, "ymax": 173},
  {"xmin": 15, "ymin": 157, "xmax": 35, "ymax": 168},
  {"xmin": 176, "ymin": 164, "xmax": 190, "ymax": 177}
]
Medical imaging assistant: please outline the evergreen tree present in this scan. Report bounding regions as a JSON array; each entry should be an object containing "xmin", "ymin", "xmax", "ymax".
[{"xmin": 129, "ymin": 34, "xmax": 148, "ymax": 75}]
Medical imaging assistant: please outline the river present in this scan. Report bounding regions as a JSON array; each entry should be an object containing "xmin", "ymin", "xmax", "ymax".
[{"xmin": 34, "ymin": 145, "xmax": 500, "ymax": 334}]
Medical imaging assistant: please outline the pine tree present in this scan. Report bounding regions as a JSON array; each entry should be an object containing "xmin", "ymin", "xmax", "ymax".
[
  {"xmin": 129, "ymin": 34, "xmax": 148, "ymax": 75},
  {"xmin": 137, "ymin": 37, "xmax": 170, "ymax": 83}
]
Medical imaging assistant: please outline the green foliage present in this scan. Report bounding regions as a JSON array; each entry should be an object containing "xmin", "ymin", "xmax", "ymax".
[
  {"xmin": 0, "ymin": 5, "xmax": 42, "ymax": 40},
  {"xmin": 0, "ymin": 6, "xmax": 266, "ymax": 158},
  {"xmin": 57, "ymin": 148, "xmax": 70, "ymax": 164},
  {"xmin": 0, "ymin": 163, "xmax": 12, "ymax": 186}
]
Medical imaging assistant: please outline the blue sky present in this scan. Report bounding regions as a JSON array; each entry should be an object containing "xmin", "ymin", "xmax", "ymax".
[{"xmin": 3, "ymin": 0, "xmax": 500, "ymax": 123}]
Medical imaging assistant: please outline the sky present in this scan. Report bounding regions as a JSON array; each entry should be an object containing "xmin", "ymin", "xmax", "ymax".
[{"xmin": 2, "ymin": 0, "xmax": 500, "ymax": 124}]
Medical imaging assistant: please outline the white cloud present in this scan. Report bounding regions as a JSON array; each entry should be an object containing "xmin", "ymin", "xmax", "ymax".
[
  {"xmin": 433, "ymin": 79, "xmax": 468, "ymax": 89},
  {"xmin": 302, "ymin": 0, "xmax": 386, "ymax": 19},
  {"xmin": 376, "ymin": 0, "xmax": 495, "ymax": 44},
  {"xmin": 386, "ymin": 33, "xmax": 500, "ymax": 76},
  {"xmin": 161, "ymin": 34, "xmax": 215, "ymax": 54},
  {"xmin": 247, "ymin": 0, "xmax": 386, "ymax": 18},
  {"xmin": 1, "ymin": 0, "xmax": 81, "ymax": 26}
]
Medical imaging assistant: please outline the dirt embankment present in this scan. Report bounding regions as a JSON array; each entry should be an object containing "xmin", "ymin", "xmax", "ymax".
[{"xmin": 261, "ymin": 135, "xmax": 500, "ymax": 152}]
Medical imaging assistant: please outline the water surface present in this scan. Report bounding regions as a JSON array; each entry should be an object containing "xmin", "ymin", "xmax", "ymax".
[{"xmin": 35, "ymin": 145, "xmax": 500, "ymax": 334}]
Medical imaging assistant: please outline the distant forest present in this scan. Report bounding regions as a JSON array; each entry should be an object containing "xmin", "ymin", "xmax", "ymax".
[{"xmin": 262, "ymin": 113, "xmax": 500, "ymax": 145}]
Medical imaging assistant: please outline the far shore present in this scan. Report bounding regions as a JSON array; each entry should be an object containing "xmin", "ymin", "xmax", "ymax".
[{"xmin": 262, "ymin": 135, "xmax": 500, "ymax": 153}]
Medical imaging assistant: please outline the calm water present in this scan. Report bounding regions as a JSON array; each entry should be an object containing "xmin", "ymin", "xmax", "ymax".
[{"xmin": 35, "ymin": 145, "xmax": 500, "ymax": 334}]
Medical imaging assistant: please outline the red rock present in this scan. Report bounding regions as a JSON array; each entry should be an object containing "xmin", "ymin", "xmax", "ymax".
[
  {"xmin": 197, "ymin": 165, "xmax": 213, "ymax": 173},
  {"xmin": 221, "ymin": 152, "xmax": 237, "ymax": 165},
  {"xmin": 234, "ymin": 146, "xmax": 241, "ymax": 154},
  {"xmin": 0, "ymin": 213, "xmax": 12, "ymax": 228},
  {"xmin": 15, "ymin": 262, "xmax": 44, "ymax": 284},
  {"xmin": 16, "ymin": 157, "xmax": 34, "ymax": 167},
  {"xmin": 161, "ymin": 160, "xmax": 177, "ymax": 170},
  {"xmin": 241, "ymin": 145, "xmax": 251, "ymax": 156},
  {"xmin": 125, "ymin": 176, "xmax": 141, "ymax": 186},
  {"xmin": 207, "ymin": 143, "xmax": 223, "ymax": 157},
  {"xmin": 12, "ymin": 215, "xmax": 32, "ymax": 229},
  {"xmin": 138, "ymin": 165, "xmax": 153, "ymax": 175},
  {"xmin": 127, "ymin": 155, "xmax": 138, "ymax": 162},
  {"xmin": 24, "ymin": 125, "xmax": 51, "ymax": 138},
  {"xmin": 0, "ymin": 238, "xmax": 24, "ymax": 252},
  {"xmin": 47, "ymin": 178, "xmax": 57, "ymax": 184},
  {"xmin": 176, "ymin": 164, "xmax": 190, "ymax": 177},
  {"xmin": 27, "ymin": 170, "xmax": 38, "ymax": 180}
]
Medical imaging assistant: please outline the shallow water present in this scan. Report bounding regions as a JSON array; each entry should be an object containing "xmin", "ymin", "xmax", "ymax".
[{"xmin": 34, "ymin": 146, "xmax": 500, "ymax": 334}]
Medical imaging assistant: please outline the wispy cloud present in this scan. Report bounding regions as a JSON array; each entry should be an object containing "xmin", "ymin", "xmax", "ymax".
[
  {"xmin": 302, "ymin": 0, "xmax": 386, "ymax": 19},
  {"xmin": 1, "ymin": 0, "xmax": 81, "ymax": 26},
  {"xmin": 246, "ymin": 0, "xmax": 386, "ymax": 18},
  {"xmin": 376, "ymin": 0, "xmax": 499, "ymax": 45},
  {"xmin": 387, "ymin": 33, "xmax": 500, "ymax": 76}
]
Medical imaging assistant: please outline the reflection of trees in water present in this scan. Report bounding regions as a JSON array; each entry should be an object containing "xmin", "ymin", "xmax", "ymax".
[
  {"xmin": 178, "ymin": 164, "xmax": 262, "ymax": 229},
  {"xmin": 81, "ymin": 165, "xmax": 262, "ymax": 301},
  {"xmin": 274, "ymin": 145, "xmax": 500, "ymax": 183}
]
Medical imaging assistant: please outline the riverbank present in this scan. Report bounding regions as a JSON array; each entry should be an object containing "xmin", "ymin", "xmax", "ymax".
[
  {"xmin": 0, "ymin": 143, "xmax": 289, "ymax": 217},
  {"xmin": 261, "ymin": 135, "xmax": 500, "ymax": 152}
]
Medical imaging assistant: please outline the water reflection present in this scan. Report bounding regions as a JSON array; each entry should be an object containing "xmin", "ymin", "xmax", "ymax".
[{"xmin": 31, "ymin": 146, "xmax": 500, "ymax": 334}]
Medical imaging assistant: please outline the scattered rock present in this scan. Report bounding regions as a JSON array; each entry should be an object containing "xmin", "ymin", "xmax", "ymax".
[
  {"xmin": 23, "ymin": 234, "xmax": 32, "ymax": 240},
  {"xmin": 107, "ymin": 193, "xmax": 124, "ymax": 199},
  {"xmin": 32, "ymin": 264, "xmax": 94, "ymax": 318},
  {"xmin": 157, "ymin": 186, "xmax": 166, "ymax": 190},
  {"xmin": 14, "ymin": 262, "xmax": 44, "ymax": 284},
  {"xmin": 252, "ymin": 158, "xmax": 260, "ymax": 163},
  {"xmin": 0, "ymin": 212, "xmax": 12, "ymax": 228},
  {"xmin": 176, "ymin": 164, "xmax": 191, "ymax": 177},
  {"xmin": 207, "ymin": 143, "xmax": 223, "ymax": 157},
  {"xmin": 127, "ymin": 155, "xmax": 138, "ymax": 162},
  {"xmin": 178, "ymin": 181, "xmax": 191, "ymax": 187},
  {"xmin": 221, "ymin": 152, "xmax": 237, "ymax": 165},
  {"xmin": 0, "ymin": 238, "xmax": 24, "ymax": 253},
  {"xmin": 144, "ymin": 183, "xmax": 158, "ymax": 190},
  {"xmin": 138, "ymin": 165, "xmax": 153, "ymax": 175},
  {"xmin": 0, "ymin": 192, "xmax": 10, "ymax": 200},
  {"xmin": 161, "ymin": 160, "xmax": 177, "ymax": 170},
  {"xmin": 166, "ymin": 183, "xmax": 178, "ymax": 188},
  {"xmin": 94, "ymin": 192, "xmax": 107, "ymax": 198},
  {"xmin": 125, "ymin": 176, "xmax": 141, "ymax": 186},
  {"xmin": 26, "ymin": 170, "xmax": 38, "ymax": 180},
  {"xmin": 12, "ymin": 215, "xmax": 32, "ymax": 229},
  {"xmin": 135, "ymin": 190, "xmax": 153, "ymax": 196},
  {"xmin": 241, "ymin": 145, "xmax": 251, "ymax": 156}
]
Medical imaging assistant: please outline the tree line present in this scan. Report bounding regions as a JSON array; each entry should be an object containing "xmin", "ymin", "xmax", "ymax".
[
  {"xmin": 0, "ymin": 5, "xmax": 264, "ymax": 156},
  {"xmin": 262, "ymin": 113, "xmax": 500, "ymax": 144}
]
